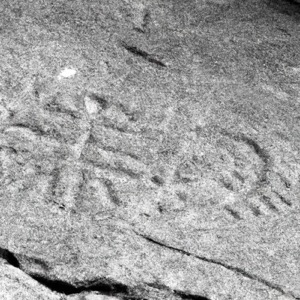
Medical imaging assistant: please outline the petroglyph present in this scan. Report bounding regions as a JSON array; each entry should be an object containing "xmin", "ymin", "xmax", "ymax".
[{"xmin": 1, "ymin": 80, "xmax": 299, "ymax": 223}]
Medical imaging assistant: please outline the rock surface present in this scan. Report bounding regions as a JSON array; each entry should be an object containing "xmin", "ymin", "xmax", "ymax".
[{"xmin": 0, "ymin": 0, "xmax": 300, "ymax": 299}]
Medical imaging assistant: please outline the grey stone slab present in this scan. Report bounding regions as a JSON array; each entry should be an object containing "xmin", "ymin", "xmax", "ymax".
[{"xmin": 0, "ymin": 0, "xmax": 299, "ymax": 299}]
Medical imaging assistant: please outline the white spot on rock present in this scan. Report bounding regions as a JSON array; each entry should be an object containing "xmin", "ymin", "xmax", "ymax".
[{"xmin": 57, "ymin": 68, "xmax": 77, "ymax": 80}]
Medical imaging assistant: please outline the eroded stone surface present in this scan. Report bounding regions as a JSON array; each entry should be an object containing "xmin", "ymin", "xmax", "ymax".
[
  {"xmin": 0, "ymin": 259, "xmax": 60, "ymax": 300},
  {"xmin": 0, "ymin": 0, "xmax": 300, "ymax": 299}
]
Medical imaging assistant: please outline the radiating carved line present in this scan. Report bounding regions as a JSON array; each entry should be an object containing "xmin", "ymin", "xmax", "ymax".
[
  {"xmin": 259, "ymin": 195, "xmax": 279, "ymax": 212},
  {"xmin": 220, "ymin": 177, "xmax": 234, "ymax": 191},
  {"xmin": 114, "ymin": 161, "xmax": 141, "ymax": 179},
  {"xmin": 97, "ymin": 144, "xmax": 141, "ymax": 161},
  {"xmin": 233, "ymin": 170, "xmax": 245, "ymax": 183},
  {"xmin": 151, "ymin": 175, "xmax": 165, "ymax": 186},
  {"xmin": 0, "ymin": 145, "xmax": 17, "ymax": 154},
  {"xmin": 44, "ymin": 103, "xmax": 79, "ymax": 118},
  {"xmin": 224, "ymin": 205, "xmax": 242, "ymax": 220},
  {"xmin": 273, "ymin": 191, "xmax": 292, "ymax": 207},
  {"xmin": 248, "ymin": 203, "xmax": 262, "ymax": 216},
  {"xmin": 277, "ymin": 173, "xmax": 291, "ymax": 189},
  {"xmin": 88, "ymin": 93, "xmax": 108, "ymax": 110},
  {"xmin": 102, "ymin": 178, "xmax": 122, "ymax": 206},
  {"xmin": 11, "ymin": 123, "xmax": 45, "ymax": 136},
  {"xmin": 50, "ymin": 167, "xmax": 61, "ymax": 197}
]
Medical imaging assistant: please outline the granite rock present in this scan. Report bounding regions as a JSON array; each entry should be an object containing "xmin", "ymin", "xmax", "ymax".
[{"xmin": 0, "ymin": 0, "xmax": 300, "ymax": 299}]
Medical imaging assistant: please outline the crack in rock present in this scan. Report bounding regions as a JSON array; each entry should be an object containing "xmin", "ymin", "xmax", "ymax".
[
  {"xmin": 174, "ymin": 290, "xmax": 211, "ymax": 300},
  {"xmin": 0, "ymin": 247, "xmax": 20, "ymax": 268},
  {"xmin": 30, "ymin": 275, "xmax": 131, "ymax": 297},
  {"xmin": 133, "ymin": 232, "xmax": 298, "ymax": 299},
  {"xmin": 120, "ymin": 41, "xmax": 166, "ymax": 68},
  {"xmin": 0, "ymin": 245, "xmax": 210, "ymax": 299}
]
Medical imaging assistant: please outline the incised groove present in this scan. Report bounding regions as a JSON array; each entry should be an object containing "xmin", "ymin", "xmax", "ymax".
[{"xmin": 102, "ymin": 178, "xmax": 122, "ymax": 206}]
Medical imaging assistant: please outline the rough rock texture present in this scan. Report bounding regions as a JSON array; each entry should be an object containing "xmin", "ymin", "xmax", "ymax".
[{"xmin": 0, "ymin": 0, "xmax": 300, "ymax": 299}]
